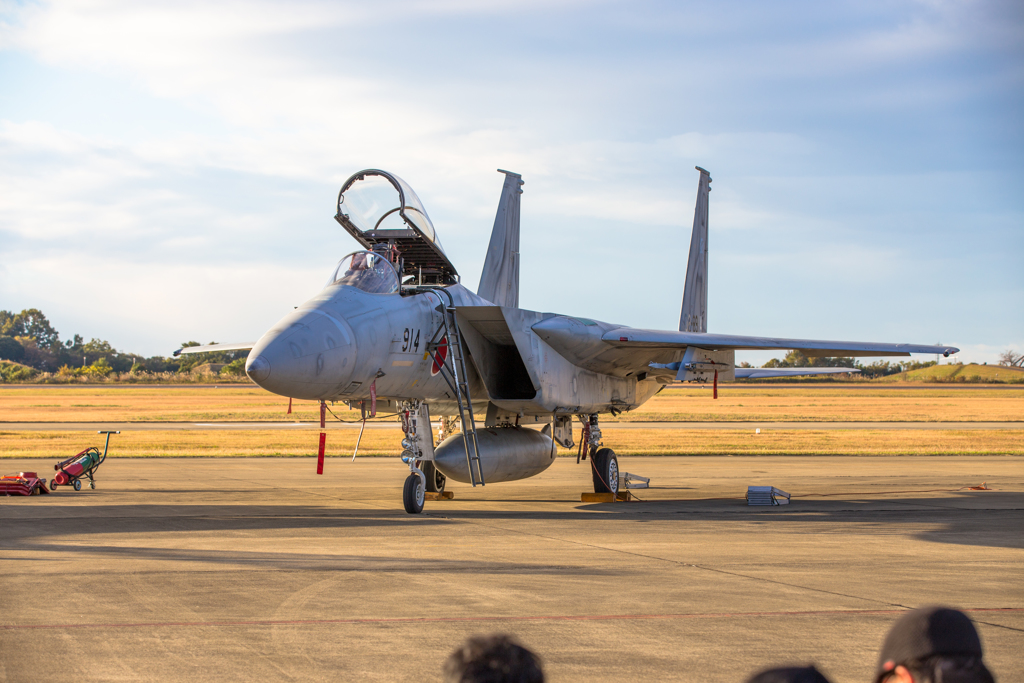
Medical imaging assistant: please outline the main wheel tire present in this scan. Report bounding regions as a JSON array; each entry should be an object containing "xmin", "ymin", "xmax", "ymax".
[
  {"xmin": 73, "ymin": 479, "xmax": 82, "ymax": 492},
  {"xmin": 591, "ymin": 448, "xmax": 619, "ymax": 494},
  {"xmin": 422, "ymin": 461, "xmax": 446, "ymax": 494},
  {"xmin": 50, "ymin": 483, "xmax": 57, "ymax": 491},
  {"xmin": 403, "ymin": 473, "xmax": 425, "ymax": 514}
]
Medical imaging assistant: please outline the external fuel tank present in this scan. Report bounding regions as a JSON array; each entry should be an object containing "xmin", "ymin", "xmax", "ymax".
[{"xmin": 433, "ymin": 427, "xmax": 556, "ymax": 484}]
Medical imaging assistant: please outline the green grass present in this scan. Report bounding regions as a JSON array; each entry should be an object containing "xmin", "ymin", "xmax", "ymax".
[{"xmin": 881, "ymin": 363, "xmax": 1024, "ymax": 384}]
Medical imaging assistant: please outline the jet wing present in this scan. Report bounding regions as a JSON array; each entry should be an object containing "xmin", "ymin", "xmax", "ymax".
[
  {"xmin": 735, "ymin": 367, "xmax": 861, "ymax": 379},
  {"xmin": 601, "ymin": 329, "xmax": 958, "ymax": 358},
  {"xmin": 173, "ymin": 342, "xmax": 256, "ymax": 357}
]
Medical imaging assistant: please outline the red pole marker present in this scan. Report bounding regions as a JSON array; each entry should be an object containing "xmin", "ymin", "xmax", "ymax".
[
  {"xmin": 713, "ymin": 369, "xmax": 719, "ymax": 399},
  {"xmin": 287, "ymin": 397, "xmax": 292, "ymax": 415},
  {"xmin": 316, "ymin": 432, "xmax": 326, "ymax": 475},
  {"xmin": 317, "ymin": 400, "xmax": 327, "ymax": 475},
  {"xmin": 370, "ymin": 380, "xmax": 377, "ymax": 418}
]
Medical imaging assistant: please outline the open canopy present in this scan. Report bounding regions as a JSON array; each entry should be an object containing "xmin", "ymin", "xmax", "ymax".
[{"xmin": 335, "ymin": 169, "xmax": 458, "ymax": 285}]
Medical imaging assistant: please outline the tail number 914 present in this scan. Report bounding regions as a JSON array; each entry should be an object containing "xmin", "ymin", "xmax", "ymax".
[{"xmin": 402, "ymin": 328, "xmax": 421, "ymax": 353}]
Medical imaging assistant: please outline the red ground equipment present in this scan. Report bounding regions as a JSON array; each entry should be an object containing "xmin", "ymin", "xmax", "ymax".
[
  {"xmin": 51, "ymin": 430, "xmax": 118, "ymax": 492},
  {"xmin": 0, "ymin": 472, "xmax": 50, "ymax": 496}
]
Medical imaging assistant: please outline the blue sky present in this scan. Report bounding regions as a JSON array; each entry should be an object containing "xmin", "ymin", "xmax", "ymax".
[{"xmin": 1, "ymin": 0, "xmax": 1021, "ymax": 363}]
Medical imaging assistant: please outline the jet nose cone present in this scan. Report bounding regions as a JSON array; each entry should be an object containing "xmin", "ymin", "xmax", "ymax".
[{"xmin": 245, "ymin": 355, "xmax": 271, "ymax": 383}]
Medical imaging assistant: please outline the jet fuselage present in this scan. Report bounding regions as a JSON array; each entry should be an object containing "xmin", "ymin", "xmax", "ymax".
[{"xmin": 244, "ymin": 281, "xmax": 663, "ymax": 419}]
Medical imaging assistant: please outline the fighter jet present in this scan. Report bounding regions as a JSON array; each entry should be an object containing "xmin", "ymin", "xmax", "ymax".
[{"xmin": 176, "ymin": 167, "xmax": 958, "ymax": 513}]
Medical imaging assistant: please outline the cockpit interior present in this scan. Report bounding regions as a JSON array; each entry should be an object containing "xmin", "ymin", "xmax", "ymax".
[
  {"xmin": 334, "ymin": 170, "xmax": 459, "ymax": 291},
  {"xmin": 326, "ymin": 252, "xmax": 401, "ymax": 294}
]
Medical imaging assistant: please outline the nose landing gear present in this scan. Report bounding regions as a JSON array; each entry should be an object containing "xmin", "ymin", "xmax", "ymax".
[{"xmin": 400, "ymin": 400, "xmax": 436, "ymax": 514}]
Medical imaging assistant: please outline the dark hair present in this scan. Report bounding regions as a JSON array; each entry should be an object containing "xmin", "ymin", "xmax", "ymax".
[
  {"xmin": 900, "ymin": 656, "xmax": 995, "ymax": 683},
  {"xmin": 443, "ymin": 634, "xmax": 544, "ymax": 683},
  {"xmin": 746, "ymin": 665, "xmax": 832, "ymax": 683}
]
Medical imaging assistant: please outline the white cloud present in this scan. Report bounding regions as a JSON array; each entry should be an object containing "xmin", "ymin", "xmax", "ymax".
[{"xmin": 1, "ymin": 0, "xmax": 1020, "ymax": 357}]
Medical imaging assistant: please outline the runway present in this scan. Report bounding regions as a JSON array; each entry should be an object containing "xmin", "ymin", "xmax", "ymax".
[
  {"xmin": 2, "ymin": 420, "xmax": 1021, "ymax": 431},
  {"xmin": 2, "ymin": 456, "xmax": 1021, "ymax": 682}
]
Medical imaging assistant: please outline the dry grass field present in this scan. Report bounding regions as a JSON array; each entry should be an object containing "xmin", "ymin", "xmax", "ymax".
[
  {"xmin": 2, "ymin": 383, "xmax": 1022, "ymax": 423},
  {"xmin": 2, "ymin": 383, "xmax": 1021, "ymax": 459},
  {"xmin": 2, "ymin": 427, "xmax": 1022, "ymax": 460}
]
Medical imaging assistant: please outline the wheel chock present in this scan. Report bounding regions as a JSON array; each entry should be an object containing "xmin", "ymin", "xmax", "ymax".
[
  {"xmin": 581, "ymin": 491, "xmax": 633, "ymax": 503},
  {"xmin": 424, "ymin": 491, "xmax": 454, "ymax": 501}
]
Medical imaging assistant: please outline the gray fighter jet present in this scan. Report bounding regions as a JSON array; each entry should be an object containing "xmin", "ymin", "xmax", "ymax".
[{"xmin": 176, "ymin": 168, "xmax": 958, "ymax": 513}]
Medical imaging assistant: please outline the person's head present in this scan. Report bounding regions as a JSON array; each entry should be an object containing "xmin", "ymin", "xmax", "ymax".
[
  {"xmin": 875, "ymin": 606, "xmax": 994, "ymax": 683},
  {"xmin": 747, "ymin": 665, "xmax": 833, "ymax": 683},
  {"xmin": 443, "ymin": 634, "xmax": 544, "ymax": 683}
]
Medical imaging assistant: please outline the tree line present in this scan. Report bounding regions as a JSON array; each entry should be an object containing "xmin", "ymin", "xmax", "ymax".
[
  {"xmin": 760, "ymin": 350, "xmax": 938, "ymax": 377},
  {"xmin": 0, "ymin": 308, "xmax": 248, "ymax": 379},
  {"xmin": 5, "ymin": 307, "xmax": 1018, "ymax": 383}
]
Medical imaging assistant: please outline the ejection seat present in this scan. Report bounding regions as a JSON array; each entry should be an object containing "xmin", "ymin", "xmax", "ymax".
[{"xmin": 334, "ymin": 169, "xmax": 460, "ymax": 288}]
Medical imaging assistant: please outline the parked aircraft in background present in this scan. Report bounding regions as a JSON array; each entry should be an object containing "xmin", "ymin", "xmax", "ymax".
[{"xmin": 176, "ymin": 167, "xmax": 958, "ymax": 513}]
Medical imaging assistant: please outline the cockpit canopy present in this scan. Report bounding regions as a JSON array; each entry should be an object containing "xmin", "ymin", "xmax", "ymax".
[
  {"xmin": 335, "ymin": 170, "xmax": 458, "ymax": 285},
  {"xmin": 327, "ymin": 251, "xmax": 400, "ymax": 294}
]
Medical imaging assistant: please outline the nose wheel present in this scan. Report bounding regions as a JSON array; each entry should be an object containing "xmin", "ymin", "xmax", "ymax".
[{"xmin": 403, "ymin": 472, "xmax": 425, "ymax": 514}]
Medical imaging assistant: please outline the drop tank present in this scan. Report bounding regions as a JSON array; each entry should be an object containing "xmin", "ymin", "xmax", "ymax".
[{"xmin": 433, "ymin": 427, "xmax": 556, "ymax": 484}]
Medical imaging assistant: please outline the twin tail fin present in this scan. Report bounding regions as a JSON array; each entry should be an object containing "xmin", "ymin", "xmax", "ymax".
[{"xmin": 679, "ymin": 166, "xmax": 711, "ymax": 333}]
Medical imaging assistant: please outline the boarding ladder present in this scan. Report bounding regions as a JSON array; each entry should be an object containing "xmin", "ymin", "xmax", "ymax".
[{"xmin": 427, "ymin": 289, "xmax": 485, "ymax": 487}]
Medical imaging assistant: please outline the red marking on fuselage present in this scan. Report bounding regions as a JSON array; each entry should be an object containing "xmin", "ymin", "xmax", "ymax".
[{"xmin": 432, "ymin": 337, "xmax": 448, "ymax": 375}]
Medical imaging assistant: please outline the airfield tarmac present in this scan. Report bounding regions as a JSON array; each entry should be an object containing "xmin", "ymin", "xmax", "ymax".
[{"xmin": 1, "ymin": 455, "xmax": 1021, "ymax": 683}]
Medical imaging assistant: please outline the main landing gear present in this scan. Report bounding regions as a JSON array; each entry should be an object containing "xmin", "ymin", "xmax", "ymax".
[
  {"xmin": 422, "ymin": 460, "xmax": 446, "ymax": 494},
  {"xmin": 581, "ymin": 414, "xmax": 619, "ymax": 495}
]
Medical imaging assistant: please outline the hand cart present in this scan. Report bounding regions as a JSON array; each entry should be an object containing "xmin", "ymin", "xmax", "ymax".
[{"xmin": 50, "ymin": 431, "xmax": 118, "ymax": 492}]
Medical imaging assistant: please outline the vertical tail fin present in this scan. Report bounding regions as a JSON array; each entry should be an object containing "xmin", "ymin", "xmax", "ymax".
[
  {"xmin": 477, "ymin": 169, "xmax": 524, "ymax": 308},
  {"xmin": 679, "ymin": 166, "xmax": 712, "ymax": 332}
]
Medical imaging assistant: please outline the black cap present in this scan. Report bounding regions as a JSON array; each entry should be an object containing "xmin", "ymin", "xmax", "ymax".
[
  {"xmin": 747, "ymin": 666, "xmax": 832, "ymax": 683},
  {"xmin": 875, "ymin": 607, "xmax": 983, "ymax": 681}
]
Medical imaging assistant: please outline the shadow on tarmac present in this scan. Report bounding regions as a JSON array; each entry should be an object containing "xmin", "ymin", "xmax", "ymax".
[{"xmin": 4, "ymin": 491, "xmax": 1022, "ymax": 558}]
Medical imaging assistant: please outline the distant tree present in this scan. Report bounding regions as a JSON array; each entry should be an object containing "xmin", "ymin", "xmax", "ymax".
[
  {"xmin": 845, "ymin": 359, "xmax": 936, "ymax": 378},
  {"xmin": 82, "ymin": 338, "xmax": 115, "ymax": 356},
  {"xmin": 0, "ymin": 362, "xmax": 37, "ymax": 382},
  {"xmin": 15, "ymin": 336, "xmax": 61, "ymax": 372},
  {"xmin": 0, "ymin": 308, "xmax": 244, "ymax": 378},
  {"xmin": 140, "ymin": 355, "xmax": 181, "ymax": 373},
  {"xmin": 221, "ymin": 358, "xmax": 247, "ymax": 376},
  {"xmin": 85, "ymin": 357, "xmax": 113, "ymax": 377},
  {"xmin": 999, "ymin": 350, "xmax": 1024, "ymax": 367},
  {"xmin": 763, "ymin": 350, "xmax": 855, "ymax": 368},
  {"xmin": 857, "ymin": 360, "xmax": 896, "ymax": 378},
  {"xmin": 0, "ymin": 335, "xmax": 25, "ymax": 362},
  {"xmin": 1, "ymin": 309, "xmax": 61, "ymax": 349}
]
